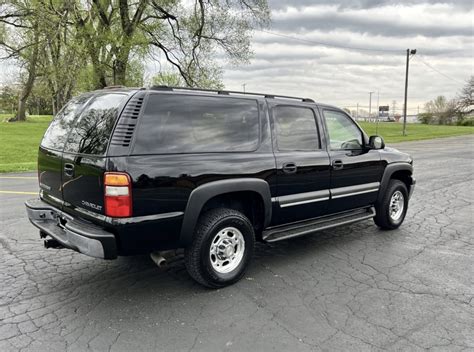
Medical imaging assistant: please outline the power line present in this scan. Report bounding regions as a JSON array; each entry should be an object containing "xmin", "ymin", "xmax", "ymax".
[
  {"xmin": 258, "ymin": 30, "xmax": 470, "ymax": 58},
  {"xmin": 258, "ymin": 29, "xmax": 402, "ymax": 53},
  {"xmin": 416, "ymin": 56, "xmax": 464, "ymax": 84}
]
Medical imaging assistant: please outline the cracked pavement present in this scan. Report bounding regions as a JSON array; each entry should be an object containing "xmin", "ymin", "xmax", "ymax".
[{"xmin": 0, "ymin": 135, "xmax": 473, "ymax": 351}]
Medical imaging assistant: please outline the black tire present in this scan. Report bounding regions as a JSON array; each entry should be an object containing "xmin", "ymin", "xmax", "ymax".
[
  {"xmin": 374, "ymin": 179, "xmax": 409, "ymax": 230},
  {"xmin": 184, "ymin": 208, "xmax": 255, "ymax": 288}
]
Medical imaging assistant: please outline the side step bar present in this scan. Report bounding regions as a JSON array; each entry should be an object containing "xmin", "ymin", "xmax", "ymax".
[{"xmin": 262, "ymin": 207, "xmax": 376, "ymax": 243}]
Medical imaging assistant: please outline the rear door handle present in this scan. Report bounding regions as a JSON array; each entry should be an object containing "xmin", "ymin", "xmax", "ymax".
[
  {"xmin": 332, "ymin": 160, "xmax": 344, "ymax": 170},
  {"xmin": 64, "ymin": 163, "xmax": 74, "ymax": 177},
  {"xmin": 282, "ymin": 162, "xmax": 297, "ymax": 174}
]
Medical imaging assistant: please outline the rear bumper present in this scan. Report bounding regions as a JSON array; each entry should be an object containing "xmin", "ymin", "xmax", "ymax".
[{"xmin": 25, "ymin": 198, "xmax": 117, "ymax": 259}]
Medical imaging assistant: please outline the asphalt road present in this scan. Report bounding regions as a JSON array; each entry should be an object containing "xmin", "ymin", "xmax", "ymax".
[{"xmin": 0, "ymin": 136, "xmax": 473, "ymax": 352}]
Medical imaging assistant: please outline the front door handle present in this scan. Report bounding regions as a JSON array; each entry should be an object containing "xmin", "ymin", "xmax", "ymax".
[
  {"xmin": 64, "ymin": 163, "xmax": 74, "ymax": 177},
  {"xmin": 282, "ymin": 162, "xmax": 297, "ymax": 174},
  {"xmin": 332, "ymin": 160, "xmax": 344, "ymax": 170}
]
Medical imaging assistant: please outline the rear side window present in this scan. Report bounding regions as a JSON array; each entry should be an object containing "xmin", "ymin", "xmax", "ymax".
[
  {"xmin": 133, "ymin": 94, "xmax": 259, "ymax": 154},
  {"xmin": 274, "ymin": 105, "xmax": 320, "ymax": 151},
  {"xmin": 64, "ymin": 93, "xmax": 127, "ymax": 155},
  {"xmin": 41, "ymin": 94, "xmax": 92, "ymax": 151}
]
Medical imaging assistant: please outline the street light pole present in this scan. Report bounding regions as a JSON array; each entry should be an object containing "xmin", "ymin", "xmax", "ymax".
[
  {"xmin": 376, "ymin": 91, "xmax": 380, "ymax": 134},
  {"xmin": 403, "ymin": 48, "xmax": 416, "ymax": 136},
  {"xmin": 368, "ymin": 92, "xmax": 374, "ymax": 121}
]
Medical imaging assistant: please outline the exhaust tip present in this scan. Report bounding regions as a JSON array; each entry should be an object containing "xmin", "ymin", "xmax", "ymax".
[{"xmin": 150, "ymin": 252, "xmax": 167, "ymax": 267}]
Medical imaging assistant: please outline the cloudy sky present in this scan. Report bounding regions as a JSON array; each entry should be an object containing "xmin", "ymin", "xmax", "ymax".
[
  {"xmin": 1, "ymin": 0, "xmax": 471, "ymax": 114},
  {"xmin": 223, "ymin": 0, "xmax": 473, "ymax": 113}
]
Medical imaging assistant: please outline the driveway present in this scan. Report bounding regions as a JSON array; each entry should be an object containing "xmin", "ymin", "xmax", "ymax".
[{"xmin": 0, "ymin": 135, "xmax": 473, "ymax": 351}]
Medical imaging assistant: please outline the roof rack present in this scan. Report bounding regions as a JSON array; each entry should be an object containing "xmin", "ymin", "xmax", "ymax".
[
  {"xmin": 150, "ymin": 85, "xmax": 315, "ymax": 103},
  {"xmin": 103, "ymin": 85, "xmax": 127, "ymax": 89}
]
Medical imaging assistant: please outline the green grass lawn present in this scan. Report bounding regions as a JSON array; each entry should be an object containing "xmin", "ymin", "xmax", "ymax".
[
  {"xmin": 0, "ymin": 114, "xmax": 473, "ymax": 173},
  {"xmin": 359, "ymin": 121, "xmax": 474, "ymax": 143},
  {"xmin": 0, "ymin": 114, "xmax": 53, "ymax": 173}
]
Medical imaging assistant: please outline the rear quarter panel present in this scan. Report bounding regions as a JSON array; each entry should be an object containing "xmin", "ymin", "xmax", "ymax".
[{"xmin": 105, "ymin": 96, "xmax": 276, "ymax": 253}]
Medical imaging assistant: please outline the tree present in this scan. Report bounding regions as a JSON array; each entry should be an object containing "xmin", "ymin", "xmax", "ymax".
[
  {"xmin": 0, "ymin": 0, "xmax": 43, "ymax": 121},
  {"xmin": 152, "ymin": 71, "xmax": 186, "ymax": 87},
  {"xmin": 417, "ymin": 112, "xmax": 434, "ymax": 124},
  {"xmin": 72, "ymin": 0, "xmax": 270, "ymax": 88},
  {"xmin": 40, "ymin": 1, "xmax": 85, "ymax": 114},
  {"xmin": 422, "ymin": 95, "xmax": 458, "ymax": 125},
  {"xmin": 1, "ymin": 0, "xmax": 270, "ymax": 117},
  {"xmin": 26, "ymin": 80, "xmax": 53, "ymax": 115},
  {"xmin": 0, "ymin": 85, "xmax": 20, "ymax": 114},
  {"xmin": 456, "ymin": 76, "xmax": 473, "ymax": 115}
]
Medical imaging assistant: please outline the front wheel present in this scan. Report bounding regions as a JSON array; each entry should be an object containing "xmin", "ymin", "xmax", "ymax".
[
  {"xmin": 185, "ymin": 208, "xmax": 255, "ymax": 288},
  {"xmin": 374, "ymin": 180, "xmax": 409, "ymax": 230}
]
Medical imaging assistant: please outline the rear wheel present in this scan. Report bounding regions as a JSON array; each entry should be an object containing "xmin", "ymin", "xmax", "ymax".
[
  {"xmin": 374, "ymin": 180, "xmax": 408, "ymax": 229},
  {"xmin": 185, "ymin": 208, "xmax": 255, "ymax": 288}
]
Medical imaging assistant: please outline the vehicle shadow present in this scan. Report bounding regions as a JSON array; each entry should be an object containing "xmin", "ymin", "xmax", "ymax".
[{"xmin": 105, "ymin": 219, "xmax": 390, "ymax": 295}]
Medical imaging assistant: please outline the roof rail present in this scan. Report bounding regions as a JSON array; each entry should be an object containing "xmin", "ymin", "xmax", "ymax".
[
  {"xmin": 103, "ymin": 85, "xmax": 126, "ymax": 89},
  {"xmin": 150, "ymin": 85, "xmax": 315, "ymax": 103}
]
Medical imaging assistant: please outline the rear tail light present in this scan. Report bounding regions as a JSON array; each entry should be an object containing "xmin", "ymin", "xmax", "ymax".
[{"xmin": 104, "ymin": 172, "xmax": 132, "ymax": 217}]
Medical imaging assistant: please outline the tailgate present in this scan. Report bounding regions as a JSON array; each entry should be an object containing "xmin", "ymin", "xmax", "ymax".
[
  {"xmin": 60, "ymin": 93, "xmax": 129, "ymax": 219},
  {"xmin": 38, "ymin": 94, "xmax": 93, "ymax": 208}
]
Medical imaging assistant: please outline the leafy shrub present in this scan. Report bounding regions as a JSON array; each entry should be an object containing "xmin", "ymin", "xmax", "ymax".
[{"xmin": 457, "ymin": 118, "xmax": 474, "ymax": 126}]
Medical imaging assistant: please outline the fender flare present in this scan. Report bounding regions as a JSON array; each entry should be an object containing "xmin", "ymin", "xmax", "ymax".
[
  {"xmin": 179, "ymin": 178, "xmax": 272, "ymax": 246},
  {"xmin": 377, "ymin": 163, "xmax": 414, "ymax": 203}
]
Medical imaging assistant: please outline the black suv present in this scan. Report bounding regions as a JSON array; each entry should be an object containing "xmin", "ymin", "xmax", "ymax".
[{"xmin": 26, "ymin": 86, "xmax": 415, "ymax": 287}]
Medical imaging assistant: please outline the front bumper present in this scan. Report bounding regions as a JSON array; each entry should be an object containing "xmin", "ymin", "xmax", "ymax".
[{"xmin": 25, "ymin": 198, "xmax": 117, "ymax": 259}]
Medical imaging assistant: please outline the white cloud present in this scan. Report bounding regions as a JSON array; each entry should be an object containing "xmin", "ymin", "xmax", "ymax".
[{"xmin": 223, "ymin": 2, "xmax": 473, "ymax": 110}]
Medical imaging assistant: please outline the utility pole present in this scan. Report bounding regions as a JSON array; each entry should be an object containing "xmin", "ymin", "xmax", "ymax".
[
  {"xmin": 376, "ymin": 91, "xmax": 380, "ymax": 134},
  {"xmin": 403, "ymin": 48, "xmax": 416, "ymax": 136},
  {"xmin": 368, "ymin": 92, "xmax": 374, "ymax": 121},
  {"xmin": 242, "ymin": 83, "xmax": 246, "ymax": 93},
  {"xmin": 356, "ymin": 103, "xmax": 359, "ymax": 120}
]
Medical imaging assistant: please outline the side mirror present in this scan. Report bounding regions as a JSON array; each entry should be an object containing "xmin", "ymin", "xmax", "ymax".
[{"xmin": 369, "ymin": 135, "xmax": 385, "ymax": 149}]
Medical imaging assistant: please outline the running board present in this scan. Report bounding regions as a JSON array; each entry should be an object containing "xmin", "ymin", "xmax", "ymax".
[{"xmin": 262, "ymin": 207, "xmax": 376, "ymax": 243}]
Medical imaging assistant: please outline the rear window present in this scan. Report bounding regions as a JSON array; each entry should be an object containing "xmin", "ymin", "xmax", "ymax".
[
  {"xmin": 132, "ymin": 94, "xmax": 259, "ymax": 154},
  {"xmin": 63, "ymin": 93, "xmax": 127, "ymax": 155},
  {"xmin": 41, "ymin": 94, "xmax": 92, "ymax": 151}
]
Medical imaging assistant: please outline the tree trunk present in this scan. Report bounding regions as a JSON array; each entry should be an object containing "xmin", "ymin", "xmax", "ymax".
[
  {"xmin": 16, "ymin": 98, "xmax": 28, "ymax": 121},
  {"xmin": 51, "ymin": 97, "xmax": 56, "ymax": 116},
  {"xmin": 91, "ymin": 60, "xmax": 108, "ymax": 88},
  {"xmin": 96, "ymin": 67, "xmax": 108, "ymax": 88},
  {"xmin": 113, "ymin": 47, "xmax": 130, "ymax": 86},
  {"xmin": 114, "ymin": 59, "xmax": 127, "ymax": 85},
  {"xmin": 14, "ymin": 58, "xmax": 38, "ymax": 121},
  {"xmin": 12, "ymin": 26, "xmax": 40, "ymax": 122},
  {"xmin": 87, "ymin": 45, "xmax": 108, "ymax": 89}
]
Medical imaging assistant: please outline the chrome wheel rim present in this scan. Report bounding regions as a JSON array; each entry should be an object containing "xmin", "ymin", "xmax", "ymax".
[
  {"xmin": 209, "ymin": 227, "xmax": 245, "ymax": 274},
  {"xmin": 389, "ymin": 191, "xmax": 405, "ymax": 221}
]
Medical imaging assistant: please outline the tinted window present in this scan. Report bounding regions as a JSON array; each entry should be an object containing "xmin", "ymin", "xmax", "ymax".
[
  {"xmin": 133, "ymin": 94, "xmax": 259, "ymax": 154},
  {"xmin": 64, "ymin": 94, "xmax": 127, "ymax": 155},
  {"xmin": 274, "ymin": 106, "xmax": 319, "ymax": 151},
  {"xmin": 323, "ymin": 110, "xmax": 363, "ymax": 150},
  {"xmin": 41, "ymin": 94, "xmax": 92, "ymax": 151}
]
